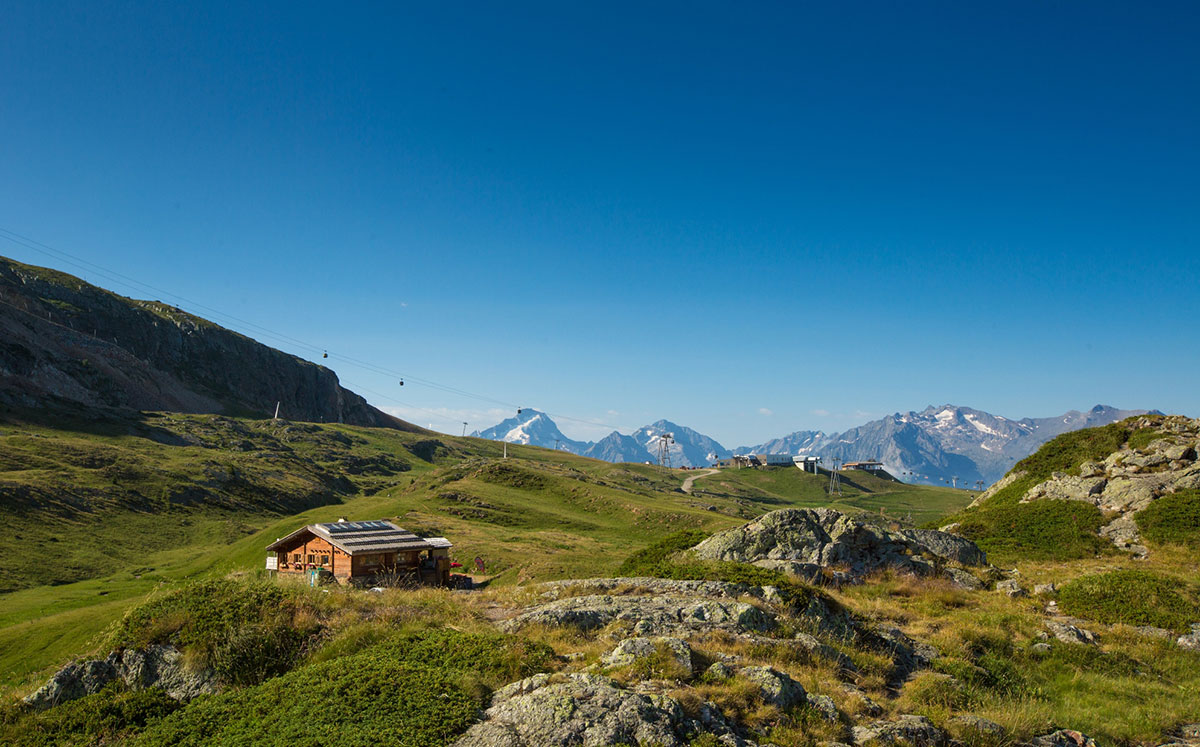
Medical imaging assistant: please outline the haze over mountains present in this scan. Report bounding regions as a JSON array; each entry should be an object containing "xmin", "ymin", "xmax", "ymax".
[{"xmin": 474, "ymin": 404, "xmax": 1156, "ymax": 485}]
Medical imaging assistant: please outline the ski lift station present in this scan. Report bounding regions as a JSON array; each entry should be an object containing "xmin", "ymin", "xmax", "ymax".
[{"xmin": 793, "ymin": 455, "xmax": 822, "ymax": 473}]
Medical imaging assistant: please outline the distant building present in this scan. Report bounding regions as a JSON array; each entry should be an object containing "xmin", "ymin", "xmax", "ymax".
[
  {"xmin": 842, "ymin": 460, "xmax": 885, "ymax": 472},
  {"xmin": 754, "ymin": 453, "xmax": 794, "ymax": 467},
  {"xmin": 793, "ymin": 455, "xmax": 822, "ymax": 473},
  {"xmin": 266, "ymin": 519, "xmax": 453, "ymax": 587}
]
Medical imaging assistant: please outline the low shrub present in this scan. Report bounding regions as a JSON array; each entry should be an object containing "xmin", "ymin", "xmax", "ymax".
[
  {"xmin": 1057, "ymin": 569, "xmax": 1200, "ymax": 632},
  {"xmin": 130, "ymin": 629, "xmax": 553, "ymax": 747},
  {"xmin": 954, "ymin": 498, "xmax": 1110, "ymax": 564},
  {"xmin": 1136, "ymin": 489, "xmax": 1200, "ymax": 547},
  {"xmin": 0, "ymin": 684, "xmax": 180, "ymax": 747}
]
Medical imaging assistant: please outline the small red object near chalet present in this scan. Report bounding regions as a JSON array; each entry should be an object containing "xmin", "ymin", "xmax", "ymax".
[{"xmin": 265, "ymin": 519, "xmax": 454, "ymax": 587}]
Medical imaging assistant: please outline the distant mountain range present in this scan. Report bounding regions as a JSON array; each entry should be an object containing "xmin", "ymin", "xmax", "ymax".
[{"xmin": 473, "ymin": 404, "xmax": 1157, "ymax": 485}]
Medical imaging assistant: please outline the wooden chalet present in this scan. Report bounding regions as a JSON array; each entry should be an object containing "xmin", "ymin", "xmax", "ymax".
[{"xmin": 266, "ymin": 519, "xmax": 454, "ymax": 587}]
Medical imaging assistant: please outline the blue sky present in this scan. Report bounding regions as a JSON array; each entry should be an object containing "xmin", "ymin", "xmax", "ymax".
[{"xmin": 2, "ymin": 1, "xmax": 1197, "ymax": 445}]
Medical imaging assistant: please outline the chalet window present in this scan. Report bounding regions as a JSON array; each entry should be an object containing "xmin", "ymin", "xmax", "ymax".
[
  {"xmin": 320, "ymin": 555, "xmax": 329, "ymax": 566},
  {"xmin": 359, "ymin": 553, "xmax": 382, "ymax": 566},
  {"xmin": 292, "ymin": 553, "xmax": 302, "ymax": 563},
  {"xmin": 307, "ymin": 554, "xmax": 315, "ymax": 564}
]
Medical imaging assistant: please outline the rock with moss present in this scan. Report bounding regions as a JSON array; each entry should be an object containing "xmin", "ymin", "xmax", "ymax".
[
  {"xmin": 1044, "ymin": 620, "xmax": 1098, "ymax": 646},
  {"xmin": 739, "ymin": 666, "xmax": 806, "ymax": 709},
  {"xmin": 689, "ymin": 508, "xmax": 986, "ymax": 582},
  {"xmin": 851, "ymin": 714, "xmax": 947, "ymax": 745},
  {"xmin": 603, "ymin": 636, "xmax": 693, "ymax": 673},
  {"xmin": 946, "ymin": 714, "xmax": 1004, "ymax": 739},
  {"xmin": 23, "ymin": 645, "xmax": 217, "ymax": 711},
  {"xmin": 450, "ymin": 672, "xmax": 750, "ymax": 747}
]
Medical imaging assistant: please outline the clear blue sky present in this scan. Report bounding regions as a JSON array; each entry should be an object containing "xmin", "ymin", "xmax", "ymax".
[{"xmin": 2, "ymin": 1, "xmax": 1197, "ymax": 446}]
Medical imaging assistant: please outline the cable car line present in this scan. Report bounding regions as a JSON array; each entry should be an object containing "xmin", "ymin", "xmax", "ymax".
[{"xmin": 0, "ymin": 227, "xmax": 628, "ymax": 435}]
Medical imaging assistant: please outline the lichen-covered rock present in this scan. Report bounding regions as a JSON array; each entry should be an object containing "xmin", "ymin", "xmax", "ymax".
[
  {"xmin": 689, "ymin": 508, "xmax": 986, "ymax": 582},
  {"xmin": 1045, "ymin": 620, "xmax": 1098, "ymax": 646},
  {"xmin": 1177, "ymin": 623, "xmax": 1200, "ymax": 651},
  {"xmin": 739, "ymin": 666, "xmax": 806, "ymax": 709},
  {"xmin": 1030, "ymin": 729, "xmax": 1098, "ymax": 747},
  {"xmin": 806, "ymin": 693, "xmax": 840, "ymax": 721},
  {"xmin": 23, "ymin": 659, "xmax": 118, "ymax": 711},
  {"xmin": 996, "ymin": 579, "xmax": 1028, "ymax": 597},
  {"xmin": 851, "ymin": 714, "xmax": 947, "ymax": 745},
  {"xmin": 946, "ymin": 714, "xmax": 1004, "ymax": 738},
  {"xmin": 450, "ymin": 673, "xmax": 750, "ymax": 747},
  {"xmin": 603, "ymin": 636, "xmax": 693, "ymax": 673},
  {"xmin": 504, "ymin": 593, "xmax": 776, "ymax": 636},
  {"xmin": 944, "ymin": 567, "xmax": 983, "ymax": 590},
  {"xmin": 23, "ymin": 645, "xmax": 218, "ymax": 711}
]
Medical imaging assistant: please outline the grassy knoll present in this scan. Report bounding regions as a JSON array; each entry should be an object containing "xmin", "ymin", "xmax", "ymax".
[
  {"xmin": 692, "ymin": 466, "xmax": 974, "ymax": 527},
  {"xmin": 935, "ymin": 423, "xmax": 1135, "ymax": 564}
]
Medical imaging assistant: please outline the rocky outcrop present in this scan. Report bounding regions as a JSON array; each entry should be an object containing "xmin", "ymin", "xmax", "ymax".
[
  {"xmin": 450, "ymin": 673, "xmax": 751, "ymax": 747},
  {"xmin": 504, "ymin": 590, "xmax": 776, "ymax": 637},
  {"xmin": 689, "ymin": 508, "xmax": 986, "ymax": 582},
  {"xmin": 0, "ymin": 256, "xmax": 421, "ymax": 430},
  {"xmin": 509, "ymin": 577, "xmax": 855, "ymax": 640},
  {"xmin": 1019, "ymin": 416, "xmax": 1200, "ymax": 554},
  {"xmin": 23, "ymin": 645, "xmax": 218, "ymax": 711}
]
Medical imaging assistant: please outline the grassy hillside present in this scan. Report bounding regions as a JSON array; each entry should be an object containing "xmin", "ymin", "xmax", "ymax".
[{"xmin": 0, "ymin": 413, "xmax": 978, "ymax": 694}]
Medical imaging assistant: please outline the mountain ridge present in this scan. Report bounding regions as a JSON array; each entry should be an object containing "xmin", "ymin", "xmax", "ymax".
[{"xmin": 0, "ymin": 256, "xmax": 422, "ymax": 432}]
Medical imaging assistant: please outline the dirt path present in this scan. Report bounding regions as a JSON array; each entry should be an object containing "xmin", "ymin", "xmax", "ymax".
[{"xmin": 681, "ymin": 468, "xmax": 720, "ymax": 494}]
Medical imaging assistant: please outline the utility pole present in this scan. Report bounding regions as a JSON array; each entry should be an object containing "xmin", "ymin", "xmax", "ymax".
[
  {"xmin": 273, "ymin": 401, "xmax": 281, "ymax": 420},
  {"xmin": 503, "ymin": 442, "xmax": 508, "ymax": 459},
  {"xmin": 462, "ymin": 422, "xmax": 468, "ymax": 437},
  {"xmin": 951, "ymin": 475, "xmax": 958, "ymax": 489}
]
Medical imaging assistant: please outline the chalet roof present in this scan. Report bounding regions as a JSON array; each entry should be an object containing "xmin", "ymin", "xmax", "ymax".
[{"xmin": 266, "ymin": 520, "xmax": 452, "ymax": 555}]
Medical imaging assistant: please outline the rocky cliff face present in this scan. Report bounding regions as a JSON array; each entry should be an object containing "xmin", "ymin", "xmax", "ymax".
[{"xmin": 0, "ymin": 256, "xmax": 421, "ymax": 431}]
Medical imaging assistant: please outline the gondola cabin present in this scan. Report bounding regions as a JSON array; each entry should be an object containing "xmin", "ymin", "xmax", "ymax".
[{"xmin": 265, "ymin": 519, "xmax": 453, "ymax": 587}]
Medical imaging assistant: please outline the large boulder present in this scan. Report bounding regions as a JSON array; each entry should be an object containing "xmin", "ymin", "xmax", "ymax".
[
  {"xmin": 690, "ymin": 509, "xmax": 986, "ymax": 582},
  {"xmin": 450, "ymin": 673, "xmax": 750, "ymax": 747}
]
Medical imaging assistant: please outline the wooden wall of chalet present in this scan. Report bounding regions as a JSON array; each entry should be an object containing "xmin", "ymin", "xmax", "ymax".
[{"xmin": 274, "ymin": 536, "xmax": 352, "ymax": 581}]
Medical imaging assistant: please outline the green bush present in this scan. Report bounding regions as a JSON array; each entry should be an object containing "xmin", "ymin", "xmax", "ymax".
[
  {"xmin": 1136, "ymin": 489, "xmax": 1200, "ymax": 547},
  {"xmin": 1058, "ymin": 569, "xmax": 1200, "ymax": 632},
  {"xmin": 131, "ymin": 629, "xmax": 552, "ymax": 747},
  {"xmin": 0, "ymin": 684, "xmax": 180, "ymax": 747}
]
